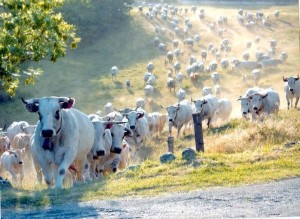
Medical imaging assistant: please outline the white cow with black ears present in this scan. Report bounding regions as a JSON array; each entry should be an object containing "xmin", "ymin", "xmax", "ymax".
[{"xmin": 22, "ymin": 96, "xmax": 94, "ymax": 189}]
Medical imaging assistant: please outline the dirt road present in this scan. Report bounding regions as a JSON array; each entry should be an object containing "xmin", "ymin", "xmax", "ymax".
[{"xmin": 2, "ymin": 177, "xmax": 300, "ymax": 218}]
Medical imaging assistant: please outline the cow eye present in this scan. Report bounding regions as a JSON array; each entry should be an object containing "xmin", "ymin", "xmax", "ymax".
[{"xmin": 55, "ymin": 110, "xmax": 60, "ymax": 120}]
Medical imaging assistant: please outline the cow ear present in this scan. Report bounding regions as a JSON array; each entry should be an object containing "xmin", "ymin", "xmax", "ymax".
[
  {"xmin": 283, "ymin": 76, "xmax": 288, "ymax": 82},
  {"xmin": 25, "ymin": 103, "xmax": 39, "ymax": 113},
  {"xmin": 237, "ymin": 96, "xmax": 242, "ymax": 101},
  {"xmin": 137, "ymin": 112, "xmax": 144, "ymax": 119},
  {"xmin": 262, "ymin": 93, "xmax": 268, "ymax": 98},
  {"xmin": 61, "ymin": 98, "xmax": 75, "ymax": 109},
  {"xmin": 124, "ymin": 128, "xmax": 132, "ymax": 137}
]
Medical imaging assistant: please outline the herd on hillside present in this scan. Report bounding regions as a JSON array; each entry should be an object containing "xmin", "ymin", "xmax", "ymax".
[{"xmin": 0, "ymin": 3, "xmax": 299, "ymax": 189}]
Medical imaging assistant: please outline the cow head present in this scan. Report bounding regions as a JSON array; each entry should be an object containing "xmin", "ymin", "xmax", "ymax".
[
  {"xmin": 238, "ymin": 96, "xmax": 252, "ymax": 117},
  {"xmin": 22, "ymin": 97, "xmax": 75, "ymax": 138},
  {"xmin": 108, "ymin": 123, "xmax": 132, "ymax": 154},
  {"xmin": 163, "ymin": 104, "xmax": 180, "ymax": 123},
  {"xmin": 0, "ymin": 135, "xmax": 10, "ymax": 154},
  {"xmin": 283, "ymin": 75, "xmax": 299, "ymax": 94},
  {"xmin": 249, "ymin": 93, "xmax": 267, "ymax": 112},
  {"xmin": 126, "ymin": 111, "xmax": 144, "ymax": 130},
  {"xmin": 8, "ymin": 149, "xmax": 24, "ymax": 165},
  {"xmin": 193, "ymin": 99, "xmax": 207, "ymax": 113},
  {"xmin": 89, "ymin": 115, "xmax": 112, "ymax": 158}
]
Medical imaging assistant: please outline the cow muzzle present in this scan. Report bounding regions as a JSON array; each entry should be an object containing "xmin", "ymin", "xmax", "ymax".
[
  {"xmin": 42, "ymin": 129, "xmax": 53, "ymax": 138},
  {"xmin": 110, "ymin": 147, "xmax": 122, "ymax": 154},
  {"xmin": 242, "ymin": 112, "xmax": 247, "ymax": 115},
  {"xmin": 96, "ymin": 150, "xmax": 105, "ymax": 156},
  {"xmin": 42, "ymin": 138, "xmax": 53, "ymax": 151}
]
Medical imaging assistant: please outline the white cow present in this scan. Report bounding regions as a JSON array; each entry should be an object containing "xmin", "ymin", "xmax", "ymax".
[
  {"xmin": 87, "ymin": 116, "xmax": 131, "ymax": 180},
  {"xmin": 23, "ymin": 96, "xmax": 94, "ymax": 189},
  {"xmin": 176, "ymin": 88, "xmax": 186, "ymax": 101},
  {"xmin": 136, "ymin": 97, "xmax": 146, "ymax": 109},
  {"xmin": 251, "ymin": 69, "xmax": 261, "ymax": 86},
  {"xmin": 7, "ymin": 121, "xmax": 35, "ymax": 143},
  {"xmin": 249, "ymin": 89, "xmax": 280, "ymax": 118},
  {"xmin": 202, "ymin": 86, "xmax": 212, "ymax": 96},
  {"xmin": 211, "ymin": 72, "xmax": 220, "ymax": 85},
  {"xmin": 110, "ymin": 66, "xmax": 119, "ymax": 82},
  {"xmin": 161, "ymin": 100, "xmax": 193, "ymax": 137},
  {"xmin": 238, "ymin": 87, "xmax": 262, "ymax": 120},
  {"xmin": 124, "ymin": 110, "xmax": 149, "ymax": 159},
  {"xmin": 283, "ymin": 75, "xmax": 300, "ymax": 109},
  {"xmin": 147, "ymin": 112, "xmax": 167, "ymax": 136},
  {"xmin": 192, "ymin": 94, "xmax": 219, "ymax": 128},
  {"xmin": 214, "ymin": 84, "xmax": 221, "ymax": 97},
  {"xmin": 215, "ymin": 98, "xmax": 232, "ymax": 124},
  {"xmin": 12, "ymin": 133, "xmax": 31, "ymax": 162},
  {"xmin": 0, "ymin": 149, "xmax": 24, "ymax": 184},
  {"xmin": 144, "ymin": 84, "xmax": 154, "ymax": 97},
  {"xmin": 104, "ymin": 102, "xmax": 115, "ymax": 115},
  {"xmin": 0, "ymin": 135, "xmax": 10, "ymax": 157}
]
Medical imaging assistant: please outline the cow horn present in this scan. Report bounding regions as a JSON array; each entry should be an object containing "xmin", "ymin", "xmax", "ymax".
[
  {"xmin": 160, "ymin": 105, "xmax": 165, "ymax": 109},
  {"xmin": 21, "ymin": 97, "xmax": 27, "ymax": 104},
  {"xmin": 282, "ymin": 76, "xmax": 286, "ymax": 82},
  {"xmin": 2, "ymin": 124, "xmax": 6, "ymax": 131}
]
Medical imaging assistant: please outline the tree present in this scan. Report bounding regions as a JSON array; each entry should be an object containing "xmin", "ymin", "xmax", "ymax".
[{"xmin": 0, "ymin": 0, "xmax": 80, "ymax": 96}]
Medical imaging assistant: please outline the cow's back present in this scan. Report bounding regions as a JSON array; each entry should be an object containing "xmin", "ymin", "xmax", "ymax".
[
  {"xmin": 202, "ymin": 95, "xmax": 219, "ymax": 119},
  {"xmin": 175, "ymin": 102, "xmax": 192, "ymax": 126},
  {"xmin": 265, "ymin": 91, "xmax": 280, "ymax": 113}
]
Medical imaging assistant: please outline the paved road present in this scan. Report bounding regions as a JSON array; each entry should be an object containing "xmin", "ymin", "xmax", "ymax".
[{"xmin": 3, "ymin": 177, "xmax": 300, "ymax": 218}]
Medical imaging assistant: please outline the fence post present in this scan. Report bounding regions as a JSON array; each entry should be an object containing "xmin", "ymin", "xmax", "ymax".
[
  {"xmin": 167, "ymin": 136, "xmax": 174, "ymax": 154},
  {"xmin": 192, "ymin": 112, "xmax": 204, "ymax": 152}
]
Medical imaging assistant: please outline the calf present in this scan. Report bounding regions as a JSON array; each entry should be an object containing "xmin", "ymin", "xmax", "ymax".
[
  {"xmin": 0, "ymin": 135, "xmax": 10, "ymax": 156},
  {"xmin": 0, "ymin": 149, "xmax": 24, "ymax": 184},
  {"xmin": 283, "ymin": 75, "xmax": 300, "ymax": 109}
]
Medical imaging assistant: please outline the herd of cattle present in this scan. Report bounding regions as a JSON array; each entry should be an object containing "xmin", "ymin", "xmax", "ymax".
[{"xmin": 0, "ymin": 4, "xmax": 298, "ymax": 189}]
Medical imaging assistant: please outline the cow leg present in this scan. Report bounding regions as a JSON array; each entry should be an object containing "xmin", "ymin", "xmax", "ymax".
[
  {"xmin": 177, "ymin": 125, "xmax": 183, "ymax": 138},
  {"xmin": 294, "ymin": 97, "xmax": 299, "ymax": 109},
  {"xmin": 73, "ymin": 159, "xmax": 85, "ymax": 183},
  {"xmin": 207, "ymin": 118, "xmax": 211, "ymax": 128},
  {"xmin": 41, "ymin": 162, "xmax": 53, "ymax": 187},
  {"xmin": 286, "ymin": 95, "xmax": 290, "ymax": 110},
  {"xmin": 8, "ymin": 169, "xmax": 18, "ymax": 184},
  {"xmin": 56, "ymin": 154, "xmax": 75, "ymax": 189},
  {"xmin": 19, "ymin": 166, "xmax": 24, "ymax": 185}
]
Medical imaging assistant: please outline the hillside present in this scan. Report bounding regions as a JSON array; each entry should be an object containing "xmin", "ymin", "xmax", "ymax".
[{"xmin": 1, "ymin": 3, "xmax": 300, "ymax": 209}]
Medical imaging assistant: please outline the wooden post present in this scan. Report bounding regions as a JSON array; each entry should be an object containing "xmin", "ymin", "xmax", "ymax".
[
  {"xmin": 192, "ymin": 112, "xmax": 204, "ymax": 152},
  {"xmin": 167, "ymin": 136, "xmax": 174, "ymax": 154}
]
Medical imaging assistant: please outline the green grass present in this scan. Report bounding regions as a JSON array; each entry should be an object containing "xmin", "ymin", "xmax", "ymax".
[{"xmin": 1, "ymin": 4, "xmax": 300, "ymax": 210}]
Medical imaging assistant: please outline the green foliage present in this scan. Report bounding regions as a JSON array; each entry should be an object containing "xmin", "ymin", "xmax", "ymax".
[
  {"xmin": 0, "ymin": 0, "xmax": 79, "ymax": 96},
  {"xmin": 60, "ymin": 0, "xmax": 134, "ymax": 42}
]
